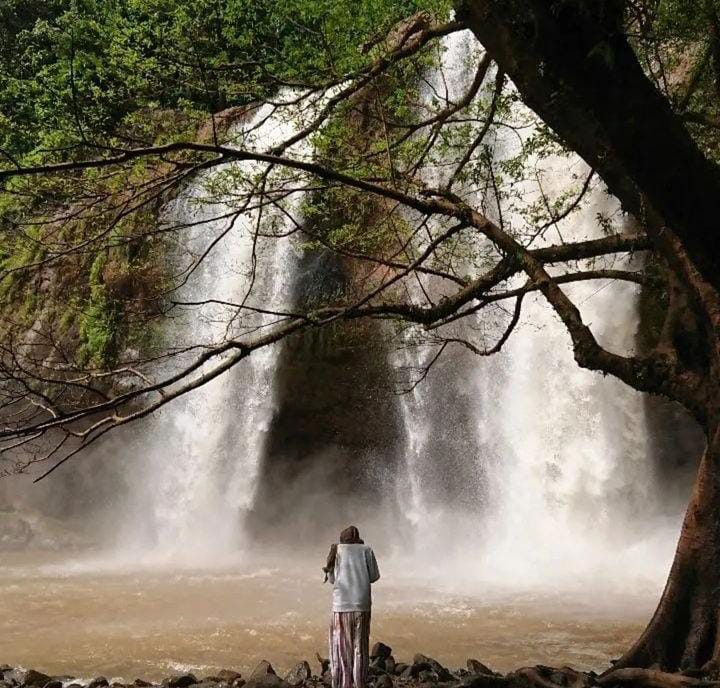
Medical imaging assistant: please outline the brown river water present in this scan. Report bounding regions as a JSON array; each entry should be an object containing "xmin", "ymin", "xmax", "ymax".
[{"xmin": 0, "ymin": 551, "xmax": 660, "ymax": 682}]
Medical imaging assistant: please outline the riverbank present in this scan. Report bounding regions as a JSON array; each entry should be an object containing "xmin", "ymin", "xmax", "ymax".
[{"xmin": 0, "ymin": 648, "xmax": 598, "ymax": 688}]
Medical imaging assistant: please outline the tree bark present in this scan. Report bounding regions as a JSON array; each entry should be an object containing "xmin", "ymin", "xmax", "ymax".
[{"xmin": 612, "ymin": 426, "xmax": 720, "ymax": 672}]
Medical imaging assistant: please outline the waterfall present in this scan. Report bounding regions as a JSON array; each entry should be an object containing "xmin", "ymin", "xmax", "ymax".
[
  {"xmin": 93, "ymin": 30, "xmax": 687, "ymax": 585},
  {"xmin": 115, "ymin": 102, "xmax": 305, "ymax": 560},
  {"xmin": 392, "ymin": 30, "xmax": 679, "ymax": 590}
]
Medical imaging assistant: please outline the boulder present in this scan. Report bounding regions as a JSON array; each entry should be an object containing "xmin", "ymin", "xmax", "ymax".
[
  {"xmin": 413, "ymin": 656, "xmax": 454, "ymax": 683},
  {"xmin": 284, "ymin": 663, "xmax": 311, "ymax": 687},
  {"xmin": 216, "ymin": 672, "xmax": 241, "ymax": 684},
  {"xmin": 42, "ymin": 681, "xmax": 63, "ymax": 688},
  {"xmin": 393, "ymin": 664, "xmax": 408, "ymax": 677},
  {"xmin": 417, "ymin": 671, "xmax": 437, "ymax": 684},
  {"xmin": 466, "ymin": 661, "xmax": 495, "ymax": 677},
  {"xmin": 88, "ymin": 678, "xmax": 110, "ymax": 688},
  {"xmin": 369, "ymin": 658, "xmax": 386, "ymax": 672},
  {"xmin": 370, "ymin": 644, "xmax": 392, "ymax": 661},
  {"xmin": 245, "ymin": 662, "xmax": 289, "ymax": 688},
  {"xmin": 315, "ymin": 656, "xmax": 330, "ymax": 678},
  {"xmin": 167, "ymin": 675, "xmax": 199, "ymax": 688},
  {"xmin": 23, "ymin": 671, "xmax": 52, "ymax": 687}
]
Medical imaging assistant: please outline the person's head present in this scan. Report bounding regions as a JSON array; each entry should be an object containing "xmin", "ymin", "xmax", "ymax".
[{"xmin": 340, "ymin": 525, "xmax": 363, "ymax": 544}]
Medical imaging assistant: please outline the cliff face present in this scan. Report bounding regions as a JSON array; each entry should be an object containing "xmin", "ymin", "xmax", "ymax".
[{"xmin": 246, "ymin": 248, "xmax": 406, "ymax": 544}]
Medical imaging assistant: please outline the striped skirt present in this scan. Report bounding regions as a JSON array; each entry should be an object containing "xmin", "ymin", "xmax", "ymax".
[{"xmin": 329, "ymin": 611, "xmax": 371, "ymax": 688}]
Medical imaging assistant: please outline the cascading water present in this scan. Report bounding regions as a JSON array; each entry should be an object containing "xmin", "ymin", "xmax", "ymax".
[
  {"xmin": 114, "ymin": 102, "xmax": 306, "ymax": 559},
  {"xmin": 391, "ymin": 30, "xmax": 680, "ymax": 590},
  {"xmin": 24, "ymin": 29, "xmax": 687, "ymax": 588}
]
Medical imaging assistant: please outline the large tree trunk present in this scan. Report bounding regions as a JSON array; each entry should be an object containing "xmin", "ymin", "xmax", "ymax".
[{"xmin": 614, "ymin": 427, "xmax": 720, "ymax": 672}]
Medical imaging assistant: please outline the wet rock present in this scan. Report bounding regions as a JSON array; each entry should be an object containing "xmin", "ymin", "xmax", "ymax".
[
  {"xmin": 417, "ymin": 671, "xmax": 437, "ymax": 683},
  {"xmin": 42, "ymin": 681, "xmax": 63, "ymax": 688},
  {"xmin": 284, "ymin": 662, "xmax": 311, "ymax": 687},
  {"xmin": 402, "ymin": 663, "xmax": 431, "ymax": 680},
  {"xmin": 315, "ymin": 656, "xmax": 330, "ymax": 678},
  {"xmin": 167, "ymin": 675, "xmax": 199, "ymax": 688},
  {"xmin": 371, "ymin": 643, "xmax": 392, "ymax": 661},
  {"xmin": 374, "ymin": 676, "xmax": 393, "ymax": 688},
  {"xmin": 88, "ymin": 678, "xmax": 110, "ymax": 688},
  {"xmin": 134, "ymin": 681, "xmax": 153, "ymax": 687},
  {"xmin": 467, "ymin": 662, "xmax": 495, "ymax": 677},
  {"xmin": 245, "ymin": 662, "xmax": 289, "ymax": 688},
  {"xmin": 393, "ymin": 664, "xmax": 408, "ymax": 677},
  {"xmin": 370, "ymin": 658, "xmax": 386, "ymax": 673},
  {"xmin": 459, "ymin": 673, "xmax": 510, "ymax": 688},
  {"xmin": 217, "ymin": 671, "xmax": 241, "ymax": 684},
  {"xmin": 413, "ymin": 656, "xmax": 454, "ymax": 683},
  {"xmin": 22, "ymin": 670, "xmax": 52, "ymax": 687}
]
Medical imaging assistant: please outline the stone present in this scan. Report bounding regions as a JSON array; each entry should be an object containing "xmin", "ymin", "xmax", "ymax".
[
  {"xmin": 549, "ymin": 674, "xmax": 568, "ymax": 687},
  {"xmin": 0, "ymin": 681, "xmax": 12, "ymax": 688},
  {"xmin": 88, "ymin": 678, "xmax": 110, "ymax": 688},
  {"xmin": 42, "ymin": 681, "xmax": 63, "ymax": 688},
  {"xmin": 466, "ymin": 661, "xmax": 495, "ymax": 677},
  {"xmin": 217, "ymin": 672, "xmax": 241, "ymax": 684},
  {"xmin": 370, "ymin": 643, "xmax": 392, "ymax": 661},
  {"xmin": 134, "ymin": 681, "xmax": 153, "ymax": 687},
  {"xmin": 245, "ymin": 662, "xmax": 288, "ymax": 688},
  {"xmin": 393, "ymin": 664, "xmax": 408, "ymax": 677},
  {"xmin": 167, "ymin": 676, "xmax": 199, "ymax": 688},
  {"xmin": 374, "ymin": 677, "xmax": 393, "ymax": 688},
  {"xmin": 67, "ymin": 684, "xmax": 84, "ymax": 688},
  {"xmin": 0, "ymin": 668, "xmax": 12, "ymax": 674},
  {"xmin": 284, "ymin": 663, "xmax": 311, "ymax": 687},
  {"xmin": 384, "ymin": 658, "xmax": 395, "ymax": 676},
  {"xmin": 412, "ymin": 656, "xmax": 453, "ymax": 683},
  {"xmin": 315, "ymin": 655, "xmax": 330, "ymax": 677},
  {"xmin": 417, "ymin": 671, "xmax": 437, "ymax": 684},
  {"xmin": 23, "ymin": 671, "xmax": 52, "ymax": 687},
  {"xmin": 369, "ymin": 658, "xmax": 385, "ymax": 672}
]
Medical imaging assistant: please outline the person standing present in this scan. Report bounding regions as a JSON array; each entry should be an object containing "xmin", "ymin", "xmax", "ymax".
[{"xmin": 323, "ymin": 526, "xmax": 380, "ymax": 688}]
